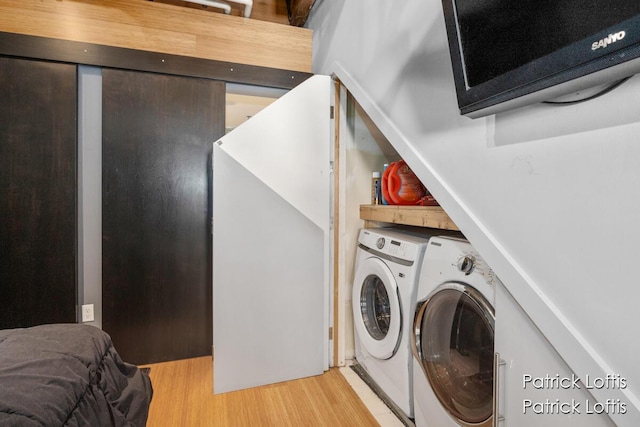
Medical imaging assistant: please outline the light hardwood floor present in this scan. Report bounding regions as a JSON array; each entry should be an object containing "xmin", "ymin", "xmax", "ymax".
[{"xmin": 141, "ymin": 356, "xmax": 380, "ymax": 426}]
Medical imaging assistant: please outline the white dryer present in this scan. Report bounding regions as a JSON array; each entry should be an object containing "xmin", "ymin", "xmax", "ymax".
[
  {"xmin": 352, "ymin": 227, "xmax": 432, "ymax": 419},
  {"xmin": 412, "ymin": 236, "xmax": 498, "ymax": 427}
]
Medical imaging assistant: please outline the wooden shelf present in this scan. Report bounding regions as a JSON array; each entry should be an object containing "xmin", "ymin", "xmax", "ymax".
[{"xmin": 360, "ymin": 204, "xmax": 459, "ymax": 231}]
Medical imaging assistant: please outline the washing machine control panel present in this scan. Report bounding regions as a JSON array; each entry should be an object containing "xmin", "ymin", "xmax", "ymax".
[
  {"xmin": 359, "ymin": 229, "xmax": 427, "ymax": 262},
  {"xmin": 454, "ymin": 250, "xmax": 499, "ymax": 285},
  {"xmin": 376, "ymin": 237, "xmax": 404, "ymax": 256},
  {"xmin": 387, "ymin": 240, "xmax": 403, "ymax": 256}
]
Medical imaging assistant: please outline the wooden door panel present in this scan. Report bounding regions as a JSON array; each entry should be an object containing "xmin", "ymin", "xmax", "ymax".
[
  {"xmin": 102, "ymin": 69, "xmax": 224, "ymax": 364},
  {"xmin": 0, "ymin": 57, "xmax": 77, "ymax": 328}
]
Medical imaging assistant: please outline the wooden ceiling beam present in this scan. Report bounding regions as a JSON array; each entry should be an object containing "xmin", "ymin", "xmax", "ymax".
[{"xmin": 286, "ymin": 0, "xmax": 315, "ymax": 27}]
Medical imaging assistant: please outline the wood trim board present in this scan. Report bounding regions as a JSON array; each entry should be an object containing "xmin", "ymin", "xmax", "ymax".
[
  {"xmin": 332, "ymin": 77, "xmax": 340, "ymax": 367},
  {"xmin": 360, "ymin": 204, "xmax": 460, "ymax": 231}
]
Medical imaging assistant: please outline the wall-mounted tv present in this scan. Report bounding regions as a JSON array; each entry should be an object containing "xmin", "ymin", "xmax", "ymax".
[{"xmin": 442, "ymin": 1, "xmax": 640, "ymax": 118}]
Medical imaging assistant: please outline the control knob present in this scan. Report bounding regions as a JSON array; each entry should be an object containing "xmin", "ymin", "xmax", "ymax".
[{"xmin": 457, "ymin": 255, "xmax": 475, "ymax": 275}]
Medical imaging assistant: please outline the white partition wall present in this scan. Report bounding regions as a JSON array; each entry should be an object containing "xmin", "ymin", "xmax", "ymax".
[{"xmin": 212, "ymin": 75, "xmax": 333, "ymax": 393}]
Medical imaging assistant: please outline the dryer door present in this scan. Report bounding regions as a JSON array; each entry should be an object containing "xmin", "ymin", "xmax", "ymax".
[
  {"xmin": 352, "ymin": 256, "xmax": 401, "ymax": 360},
  {"xmin": 413, "ymin": 282, "xmax": 495, "ymax": 426}
]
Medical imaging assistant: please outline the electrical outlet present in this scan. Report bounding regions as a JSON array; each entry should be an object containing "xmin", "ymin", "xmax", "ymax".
[{"xmin": 81, "ymin": 304, "xmax": 94, "ymax": 323}]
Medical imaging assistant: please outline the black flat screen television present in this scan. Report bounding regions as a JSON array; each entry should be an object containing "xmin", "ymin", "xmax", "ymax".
[{"xmin": 442, "ymin": 0, "xmax": 640, "ymax": 118}]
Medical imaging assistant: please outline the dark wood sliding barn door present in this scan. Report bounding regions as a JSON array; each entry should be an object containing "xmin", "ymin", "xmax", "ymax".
[
  {"xmin": 0, "ymin": 57, "xmax": 77, "ymax": 329},
  {"xmin": 102, "ymin": 69, "xmax": 224, "ymax": 364}
]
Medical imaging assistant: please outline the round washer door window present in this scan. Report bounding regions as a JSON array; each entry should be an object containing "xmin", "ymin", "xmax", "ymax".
[
  {"xmin": 352, "ymin": 256, "xmax": 401, "ymax": 360},
  {"xmin": 414, "ymin": 283, "xmax": 494, "ymax": 425}
]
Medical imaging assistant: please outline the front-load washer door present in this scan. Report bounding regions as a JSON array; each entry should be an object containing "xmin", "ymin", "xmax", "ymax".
[
  {"xmin": 413, "ymin": 283, "xmax": 494, "ymax": 426},
  {"xmin": 352, "ymin": 256, "xmax": 401, "ymax": 360}
]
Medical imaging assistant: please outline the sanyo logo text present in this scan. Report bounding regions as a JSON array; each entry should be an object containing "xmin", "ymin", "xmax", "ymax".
[{"xmin": 592, "ymin": 31, "xmax": 626, "ymax": 50}]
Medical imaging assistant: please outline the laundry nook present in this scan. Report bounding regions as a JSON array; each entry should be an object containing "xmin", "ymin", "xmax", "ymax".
[{"xmin": 2, "ymin": 1, "xmax": 640, "ymax": 426}]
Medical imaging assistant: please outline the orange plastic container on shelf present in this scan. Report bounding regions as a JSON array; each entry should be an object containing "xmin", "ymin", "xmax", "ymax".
[{"xmin": 381, "ymin": 160, "xmax": 427, "ymax": 205}]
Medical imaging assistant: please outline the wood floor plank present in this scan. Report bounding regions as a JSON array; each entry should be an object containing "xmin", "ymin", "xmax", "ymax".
[{"xmin": 141, "ymin": 356, "xmax": 380, "ymax": 426}]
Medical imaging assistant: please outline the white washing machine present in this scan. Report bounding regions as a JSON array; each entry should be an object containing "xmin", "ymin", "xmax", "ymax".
[
  {"xmin": 352, "ymin": 227, "xmax": 433, "ymax": 419},
  {"xmin": 412, "ymin": 236, "xmax": 498, "ymax": 427}
]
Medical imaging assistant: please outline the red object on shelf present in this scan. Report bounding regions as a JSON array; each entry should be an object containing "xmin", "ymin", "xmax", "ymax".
[{"xmin": 381, "ymin": 160, "xmax": 427, "ymax": 205}]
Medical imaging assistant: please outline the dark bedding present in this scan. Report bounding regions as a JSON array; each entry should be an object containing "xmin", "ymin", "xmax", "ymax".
[{"xmin": 0, "ymin": 324, "xmax": 152, "ymax": 426}]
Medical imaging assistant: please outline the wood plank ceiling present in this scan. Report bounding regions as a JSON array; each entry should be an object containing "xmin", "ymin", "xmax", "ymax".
[{"xmin": 150, "ymin": 0, "xmax": 316, "ymax": 26}]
